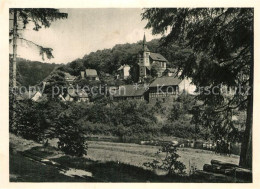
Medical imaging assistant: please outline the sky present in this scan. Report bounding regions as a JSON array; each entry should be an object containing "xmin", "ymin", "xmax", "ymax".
[{"xmin": 9, "ymin": 8, "xmax": 161, "ymax": 64}]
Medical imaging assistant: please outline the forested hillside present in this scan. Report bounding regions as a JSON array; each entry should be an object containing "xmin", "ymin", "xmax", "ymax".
[
  {"xmin": 60, "ymin": 38, "xmax": 193, "ymax": 81},
  {"xmin": 16, "ymin": 58, "xmax": 59, "ymax": 87},
  {"xmin": 15, "ymin": 38, "xmax": 193, "ymax": 86}
]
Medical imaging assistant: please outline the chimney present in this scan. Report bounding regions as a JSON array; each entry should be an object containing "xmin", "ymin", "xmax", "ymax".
[{"xmin": 81, "ymin": 71, "xmax": 85, "ymax": 79}]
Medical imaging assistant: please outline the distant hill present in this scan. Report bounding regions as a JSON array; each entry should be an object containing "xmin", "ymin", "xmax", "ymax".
[
  {"xmin": 16, "ymin": 58, "xmax": 59, "ymax": 87},
  {"xmin": 13, "ymin": 38, "xmax": 191, "ymax": 86},
  {"xmin": 59, "ymin": 38, "xmax": 189, "ymax": 82}
]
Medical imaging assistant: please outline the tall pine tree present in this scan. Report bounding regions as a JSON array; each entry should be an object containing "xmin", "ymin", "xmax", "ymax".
[{"xmin": 142, "ymin": 8, "xmax": 253, "ymax": 168}]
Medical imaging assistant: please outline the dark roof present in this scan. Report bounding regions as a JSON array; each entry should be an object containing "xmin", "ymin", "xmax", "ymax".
[
  {"xmin": 166, "ymin": 68, "xmax": 178, "ymax": 73},
  {"xmin": 163, "ymin": 68, "xmax": 178, "ymax": 76},
  {"xmin": 149, "ymin": 76, "xmax": 182, "ymax": 87},
  {"xmin": 67, "ymin": 88, "xmax": 89, "ymax": 98},
  {"xmin": 114, "ymin": 85, "xmax": 146, "ymax": 97},
  {"xmin": 67, "ymin": 88, "xmax": 78, "ymax": 97},
  {"xmin": 64, "ymin": 72, "xmax": 76, "ymax": 80},
  {"xmin": 77, "ymin": 90, "xmax": 88, "ymax": 98},
  {"xmin": 86, "ymin": 69, "xmax": 98, "ymax": 76},
  {"xmin": 117, "ymin": 64, "xmax": 130, "ymax": 71},
  {"xmin": 149, "ymin": 53, "xmax": 167, "ymax": 62}
]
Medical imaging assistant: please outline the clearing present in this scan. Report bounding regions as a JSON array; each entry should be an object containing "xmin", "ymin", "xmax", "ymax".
[{"xmin": 10, "ymin": 134, "xmax": 240, "ymax": 182}]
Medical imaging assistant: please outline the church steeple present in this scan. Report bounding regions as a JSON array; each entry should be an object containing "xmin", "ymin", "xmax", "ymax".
[{"xmin": 143, "ymin": 33, "xmax": 149, "ymax": 52}]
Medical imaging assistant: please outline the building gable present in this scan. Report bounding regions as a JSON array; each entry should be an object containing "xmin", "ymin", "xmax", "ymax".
[
  {"xmin": 85, "ymin": 69, "xmax": 98, "ymax": 76},
  {"xmin": 149, "ymin": 53, "xmax": 168, "ymax": 62}
]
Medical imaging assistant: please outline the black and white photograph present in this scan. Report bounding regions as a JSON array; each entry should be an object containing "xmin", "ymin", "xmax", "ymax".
[{"xmin": 1, "ymin": 1, "xmax": 258, "ymax": 186}]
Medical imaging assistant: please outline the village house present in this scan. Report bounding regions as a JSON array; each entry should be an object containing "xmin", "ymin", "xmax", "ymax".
[
  {"xmin": 162, "ymin": 68, "xmax": 180, "ymax": 77},
  {"xmin": 64, "ymin": 88, "xmax": 89, "ymax": 102},
  {"xmin": 64, "ymin": 72, "xmax": 76, "ymax": 84},
  {"xmin": 116, "ymin": 64, "xmax": 130, "ymax": 79},
  {"xmin": 81, "ymin": 69, "xmax": 99, "ymax": 81},
  {"xmin": 138, "ymin": 34, "xmax": 167, "ymax": 81},
  {"xmin": 112, "ymin": 85, "xmax": 148, "ymax": 101},
  {"xmin": 148, "ymin": 76, "xmax": 196, "ymax": 103},
  {"xmin": 77, "ymin": 89, "xmax": 89, "ymax": 102}
]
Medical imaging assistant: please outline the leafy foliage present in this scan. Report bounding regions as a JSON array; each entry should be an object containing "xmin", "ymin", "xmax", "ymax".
[
  {"xmin": 142, "ymin": 8, "xmax": 253, "ymax": 167},
  {"xmin": 10, "ymin": 98, "xmax": 87, "ymax": 156},
  {"xmin": 144, "ymin": 144, "xmax": 186, "ymax": 175},
  {"xmin": 10, "ymin": 8, "xmax": 68, "ymax": 60},
  {"xmin": 16, "ymin": 58, "xmax": 58, "ymax": 87},
  {"xmin": 10, "ymin": 100, "xmax": 47, "ymax": 142},
  {"xmin": 55, "ymin": 112, "xmax": 88, "ymax": 157},
  {"xmin": 59, "ymin": 38, "xmax": 187, "ymax": 82},
  {"xmin": 43, "ymin": 70, "xmax": 67, "ymax": 99}
]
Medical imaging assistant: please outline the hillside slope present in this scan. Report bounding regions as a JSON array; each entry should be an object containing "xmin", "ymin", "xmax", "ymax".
[{"xmin": 15, "ymin": 58, "xmax": 59, "ymax": 87}]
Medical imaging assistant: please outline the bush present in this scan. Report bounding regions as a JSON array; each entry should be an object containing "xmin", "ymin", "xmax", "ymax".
[
  {"xmin": 144, "ymin": 144, "xmax": 186, "ymax": 175},
  {"xmin": 167, "ymin": 102, "xmax": 183, "ymax": 121},
  {"xmin": 10, "ymin": 100, "xmax": 46, "ymax": 142},
  {"xmin": 55, "ymin": 112, "xmax": 88, "ymax": 157},
  {"xmin": 116, "ymin": 124, "xmax": 160, "ymax": 142},
  {"xmin": 80, "ymin": 121, "xmax": 115, "ymax": 135},
  {"xmin": 161, "ymin": 121, "xmax": 196, "ymax": 139}
]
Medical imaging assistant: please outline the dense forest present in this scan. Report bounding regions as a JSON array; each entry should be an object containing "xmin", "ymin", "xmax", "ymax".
[{"xmin": 15, "ymin": 58, "xmax": 59, "ymax": 87}]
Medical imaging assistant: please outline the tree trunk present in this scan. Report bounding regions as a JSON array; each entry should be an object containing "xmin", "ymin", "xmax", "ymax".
[
  {"xmin": 12, "ymin": 9, "xmax": 17, "ymax": 88},
  {"xmin": 239, "ymin": 37, "xmax": 253, "ymax": 169},
  {"xmin": 11, "ymin": 9, "xmax": 17, "ymax": 130},
  {"xmin": 239, "ymin": 83, "xmax": 253, "ymax": 168}
]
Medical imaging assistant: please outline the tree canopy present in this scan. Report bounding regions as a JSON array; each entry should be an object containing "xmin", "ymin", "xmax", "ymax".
[
  {"xmin": 10, "ymin": 8, "xmax": 68, "ymax": 60},
  {"xmin": 142, "ymin": 8, "xmax": 253, "ymax": 168}
]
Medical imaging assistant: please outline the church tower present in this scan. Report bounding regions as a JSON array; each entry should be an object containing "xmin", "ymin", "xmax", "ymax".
[
  {"xmin": 138, "ymin": 34, "xmax": 150, "ymax": 80},
  {"xmin": 142, "ymin": 33, "xmax": 150, "ymax": 67}
]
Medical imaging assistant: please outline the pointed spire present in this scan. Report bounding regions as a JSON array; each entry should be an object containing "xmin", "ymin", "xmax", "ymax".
[
  {"xmin": 142, "ymin": 33, "xmax": 149, "ymax": 52},
  {"xmin": 143, "ymin": 33, "xmax": 146, "ymax": 45}
]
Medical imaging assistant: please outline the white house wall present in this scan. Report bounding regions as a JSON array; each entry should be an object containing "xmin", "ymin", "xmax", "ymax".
[
  {"xmin": 31, "ymin": 92, "xmax": 42, "ymax": 101},
  {"xmin": 123, "ymin": 66, "xmax": 130, "ymax": 78},
  {"xmin": 178, "ymin": 78, "xmax": 197, "ymax": 95}
]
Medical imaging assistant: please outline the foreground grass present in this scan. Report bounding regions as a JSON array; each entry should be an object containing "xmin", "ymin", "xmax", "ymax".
[
  {"xmin": 9, "ymin": 134, "xmax": 240, "ymax": 182},
  {"xmin": 87, "ymin": 141, "xmax": 240, "ymax": 173},
  {"xmin": 10, "ymin": 146, "xmax": 191, "ymax": 182},
  {"xmin": 10, "ymin": 151, "xmax": 90, "ymax": 182},
  {"xmin": 52, "ymin": 155, "xmax": 191, "ymax": 182}
]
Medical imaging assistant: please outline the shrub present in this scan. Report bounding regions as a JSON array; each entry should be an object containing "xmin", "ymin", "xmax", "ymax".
[
  {"xmin": 167, "ymin": 102, "xmax": 183, "ymax": 121},
  {"xmin": 55, "ymin": 112, "xmax": 88, "ymax": 157},
  {"xmin": 144, "ymin": 144, "xmax": 186, "ymax": 175},
  {"xmin": 10, "ymin": 100, "xmax": 46, "ymax": 142},
  {"xmin": 161, "ymin": 121, "xmax": 196, "ymax": 139}
]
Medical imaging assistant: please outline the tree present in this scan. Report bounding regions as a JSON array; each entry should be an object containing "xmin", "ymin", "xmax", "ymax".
[
  {"xmin": 167, "ymin": 102, "xmax": 183, "ymax": 121},
  {"xmin": 9, "ymin": 8, "xmax": 68, "ymax": 87},
  {"xmin": 144, "ymin": 144, "xmax": 186, "ymax": 175},
  {"xmin": 55, "ymin": 111, "xmax": 88, "ymax": 157},
  {"xmin": 43, "ymin": 70, "xmax": 67, "ymax": 100},
  {"xmin": 142, "ymin": 8, "xmax": 253, "ymax": 168},
  {"xmin": 10, "ymin": 100, "xmax": 46, "ymax": 142},
  {"xmin": 9, "ymin": 9, "xmax": 68, "ymax": 132},
  {"xmin": 150, "ymin": 63, "xmax": 160, "ymax": 77}
]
